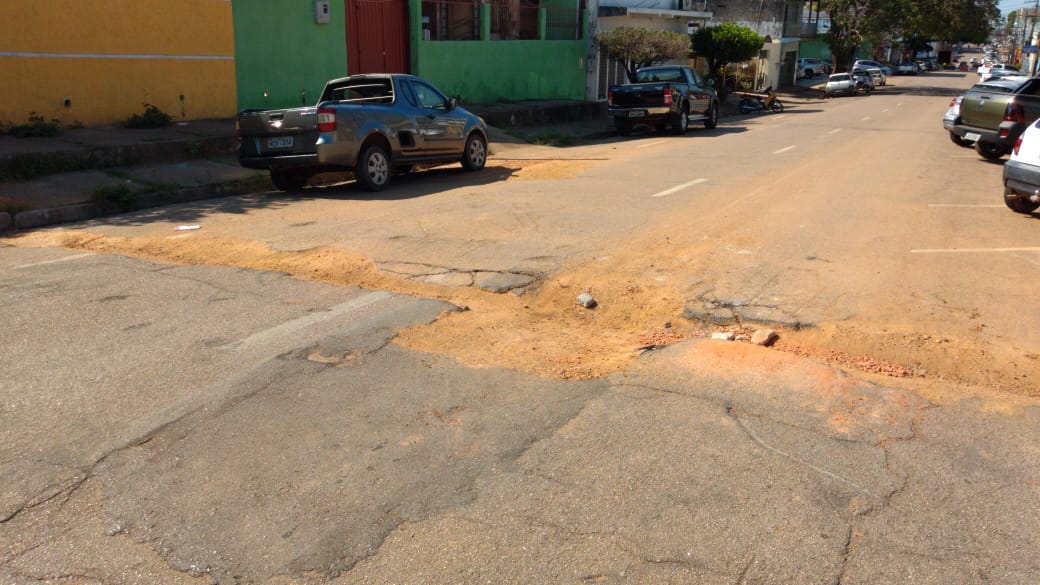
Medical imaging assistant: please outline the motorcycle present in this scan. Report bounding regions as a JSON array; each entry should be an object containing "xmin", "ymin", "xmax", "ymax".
[{"xmin": 738, "ymin": 86, "xmax": 784, "ymax": 114}]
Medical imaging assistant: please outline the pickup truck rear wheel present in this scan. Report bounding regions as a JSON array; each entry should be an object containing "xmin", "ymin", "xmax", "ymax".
[
  {"xmin": 671, "ymin": 108, "xmax": 689, "ymax": 135},
  {"xmin": 461, "ymin": 133, "xmax": 487, "ymax": 171},
  {"xmin": 704, "ymin": 103, "xmax": 718, "ymax": 129},
  {"xmin": 949, "ymin": 132, "xmax": 971, "ymax": 147},
  {"xmin": 270, "ymin": 170, "xmax": 310, "ymax": 192},
  {"xmin": 975, "ymin": 141, "xmax": 1006, "ymax": 160},
  {"xmin": 356, "ymin": 144, "xmax": 391, "ymax": 191}
]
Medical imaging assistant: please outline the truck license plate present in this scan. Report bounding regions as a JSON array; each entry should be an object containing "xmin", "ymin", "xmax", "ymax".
[
  {"xmin": 268, "ymin": 136, "xmax": 293, "ymax": 149},
  {"xmin": 964, "ymin": 132, "xmax": 981, "ymax": 142},
  {"xmin": 628, "ymin": 110, "xmax": 645, "ymax": 118}
]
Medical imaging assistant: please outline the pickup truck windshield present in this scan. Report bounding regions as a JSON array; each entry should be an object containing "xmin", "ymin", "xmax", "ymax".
[{"xmin": 324, "ymin": 80, "xmax": 394, "ymax": 103}]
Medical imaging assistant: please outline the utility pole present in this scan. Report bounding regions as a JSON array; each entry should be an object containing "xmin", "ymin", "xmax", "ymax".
[{"xmin": 1030, "ymin": 0, "xmax": 1040, "ymax": 76}]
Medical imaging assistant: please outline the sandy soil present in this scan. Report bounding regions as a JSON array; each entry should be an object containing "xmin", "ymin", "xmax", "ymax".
[{"xmin": 8, "ymin": 220, "xmax": 1037, "ymax": 400}]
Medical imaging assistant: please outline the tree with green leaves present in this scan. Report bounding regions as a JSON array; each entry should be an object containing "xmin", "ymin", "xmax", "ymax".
[
  {"xmin": 595, "ymin": 27, "xmax": 692, "ymax": 82},
  {"xmin": 820, "ymin": 0, "xmax": 999, "ymax": 71},
  {"xmin": 690, "ymin": 22, "xmax": 765, "ymax": 95}
]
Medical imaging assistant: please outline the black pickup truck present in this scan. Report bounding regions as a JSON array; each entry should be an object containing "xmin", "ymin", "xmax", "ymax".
[{"xmin": 607, "ymin": 66, "xmax": 719, "ymax": 136}]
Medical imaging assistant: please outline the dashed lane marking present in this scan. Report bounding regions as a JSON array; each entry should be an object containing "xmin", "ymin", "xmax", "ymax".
[
  {"xmin": 928, "ymin": 204, "xmax": 1005, "ymax": 208},
  {"xmin": 861, "ymin": 116, "xmax": 871, "ymax": 121},
  {"xmin": 13, "ymin": 253, "xmax": 95, "ymax": 270},
  {"xmin": 650, "ymin": 178, "xmax": 708, "ymax": 198},
  {"xmin": 911, "ymin": 247, "xmax": 1040, "ymax": 254},
  {"xmin": 828, "ymin": 128, "xmax": 842, "ymax": 134},
  {"xmin": 636, "ymin": 140, "xmax": 668, "ymax": 149},
  {"xmin": 773, "ymin": 145, "xmax": 797, "ymax": 154}
]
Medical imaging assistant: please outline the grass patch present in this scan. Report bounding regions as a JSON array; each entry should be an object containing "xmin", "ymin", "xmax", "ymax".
[
  {"xmin": 0, "ymin": 196, "xmax": 34, "ymax": 214},
  {"xmin": 90, "ymin": 184, "xmax": 138, "ymax": 212},
  {"xmin": 5, "ymin": 113, "xmax": 61, "ymax": 138},
  {"xmin": 125, "ymin": 104, "xmax": 174, "ymax": 129}
]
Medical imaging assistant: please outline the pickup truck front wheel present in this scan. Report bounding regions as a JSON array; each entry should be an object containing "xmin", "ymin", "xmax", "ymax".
[
  {"xmin": 704, "ymin": 103, "xmax": 718, "ymax": 129},
  {"xmin": 975, "ymin": 141, "xmax": 1006, "ymax": 160},
  {"xmin": 356, "ymin": 144, "xmax": 391, "ymax": 191},
  {"xmin": 461, "ymin": 133, "xmax": 487, "ymax": 171}
]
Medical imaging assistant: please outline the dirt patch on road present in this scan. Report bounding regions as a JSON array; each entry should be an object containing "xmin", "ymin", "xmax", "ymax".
[{"xmin": 7, "ymin": 230, "xmax": 1038, "ymax": 397}]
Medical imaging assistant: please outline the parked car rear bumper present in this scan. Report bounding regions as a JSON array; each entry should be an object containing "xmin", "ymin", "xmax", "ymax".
[
  {"xmin": 1003, "ymin": 159, "xmax": 1040, "ymax": 196},
  {"xmin": 238, "ymin": 153, "xmax": 322, "ymax": 171},
  {"xmin": 609, "ymin": 106, "xmax": 672, "ymax": 119},
  {"xmin": 951, "ymin": 124, "xmax": 1001, "ymax": 145}
]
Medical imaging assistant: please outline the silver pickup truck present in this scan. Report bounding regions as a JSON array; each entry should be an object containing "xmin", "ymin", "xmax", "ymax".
[{"xmin": 237, "ymin": 74, "xmax": 489, "ymax": 191}]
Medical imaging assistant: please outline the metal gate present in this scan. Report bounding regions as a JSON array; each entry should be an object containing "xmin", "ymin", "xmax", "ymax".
[
  {"xmin": 346, "ymin": 0, "xmax": 410, "ymax": 74},
  {"xmin": 596, "ymin": 45, "xmax": 627, "ymax": 101}
]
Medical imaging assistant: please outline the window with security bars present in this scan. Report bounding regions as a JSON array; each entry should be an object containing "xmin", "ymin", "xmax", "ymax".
[{"xmin": 422, "ymin": 0, "xmax": 480, "ymax": 40}]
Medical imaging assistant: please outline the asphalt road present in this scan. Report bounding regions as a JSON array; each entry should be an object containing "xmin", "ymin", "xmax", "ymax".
[{"xmin": 2, "ymin": 72, "xmax": 1039, "ymax": 584}]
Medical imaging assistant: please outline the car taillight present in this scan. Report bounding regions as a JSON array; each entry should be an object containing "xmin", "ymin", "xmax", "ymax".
[
  {"xmin": 663, "ymin": 88, "xmax": 673, "ymax": 106},
  {"xmin": 607, "ymin": 90, "xmax": 613, "ymax": 107},
  {"xmin": 317, "ymin": 107, "xmax": 336, "ymax": 132},
  {"xmin": 948, "ymin": 97, "xmax": 957, "ymax": 107},
  {"xmin": 1004, "ymin": 103, "xmax": 1026, "ymax": 124},
  {"xmin": 1013, "ymin": 134, "xmax": 1024, "ymax": 156}
]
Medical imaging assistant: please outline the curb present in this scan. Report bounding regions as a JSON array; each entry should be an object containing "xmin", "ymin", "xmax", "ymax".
[
  {"xmin": 0, "ymin": 136, "xmax": 237, "ymax": 183},
  {"xmin": 5, "ymin": 174, "xmax": 272, "ymax": 232}
]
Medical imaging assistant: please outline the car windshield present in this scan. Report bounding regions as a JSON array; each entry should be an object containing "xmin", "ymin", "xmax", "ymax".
[
  {"xmin": 830, "ymin": 74, "xmax": 850, "ymax": 81},
  {"xmin": 635, "ymin": 69, "xmax": 682, "ymax": 83}
]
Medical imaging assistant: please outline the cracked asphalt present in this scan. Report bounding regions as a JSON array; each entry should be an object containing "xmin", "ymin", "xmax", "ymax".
[{"xmin": 2, "ymin": 246, "xmax": 1039, "ymax": 584}]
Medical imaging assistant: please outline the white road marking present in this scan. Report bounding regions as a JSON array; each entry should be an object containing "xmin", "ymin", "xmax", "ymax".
[
  {"xmin": 234, "ymin": 291, "xmax": 393, "ymax": 350},
  {"xmin": 928, "ymin": 204, "xmax": 1005, "ymax": 208},
  {"xmin": 861, "ymin": 116, "xmax": 871, "ymax": 121},
  {"xmin": 773, "ymin": 145, "xmax": 797, "ymax": 154},
  {"xmin": 882, "ymin": 109, "xmax": 890, "ymax": 112},
  {"xmin": 636, "ymin": 140, "xmax": 668, "ymax": 149},
  {"xmin": 14, "ymin": 253, "xmax": 95, "ymax": 270},
  {"xmin": 911, "ymin": 247, "xmax": 1040, "ymax": 254},
  {"xmin": 772, "ymin": 115, "xmax": 786, "ymax": 121},
  {"xmin": 828, "ymin": 128, "xmax": 842, "ymax": 134},
  {"xmin": 650, "ymin": 178, "xmax": 708, "ymax": 198}
]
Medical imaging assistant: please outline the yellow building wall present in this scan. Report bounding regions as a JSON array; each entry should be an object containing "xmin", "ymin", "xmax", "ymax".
[{"xmin": 0, "ymin": 0, "xmax": 236, "ymax": 127}]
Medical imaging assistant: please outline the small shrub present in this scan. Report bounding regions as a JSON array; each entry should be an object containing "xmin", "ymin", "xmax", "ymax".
[
  {"xmin": 6, "ymin": 113, "xmax": 60, "ymax": 138},
  {"xmin": 90, "ymin": 184, "xmax": 137, "ymax": 212},
  {"xmin": 0, "ymin": 196, "xmax": 33, "ymax": 214},
  {"xmin": 125, "ymin": 104, "xmax": 173, "ymax": 129}
]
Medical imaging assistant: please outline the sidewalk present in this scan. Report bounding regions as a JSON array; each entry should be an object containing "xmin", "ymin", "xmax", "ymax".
[{"xmin": 0, "ymin": 81, "xmax": 823, "ymax": 233}]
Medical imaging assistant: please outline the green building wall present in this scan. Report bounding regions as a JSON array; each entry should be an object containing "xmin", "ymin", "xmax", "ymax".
[
  {"xmin": 231, "ymin": 0, "xmax": 587, "ymax": 110},
  {"xmin": 411, "ymin": 42, "xmax": 586, "ymax": 104},
  {"xmin": 232, "ymin": 0, "xmax": 348, "ymax": 111}
]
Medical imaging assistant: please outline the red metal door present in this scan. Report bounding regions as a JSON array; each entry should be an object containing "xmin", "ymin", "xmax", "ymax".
[{"xmin": 345, "ymin": 0, "xmax": 410, "ymax": 74}]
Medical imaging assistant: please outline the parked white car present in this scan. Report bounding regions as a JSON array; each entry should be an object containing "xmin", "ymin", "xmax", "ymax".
[
  {"xmin": 1002, "ymin": 118, "xmax": 1040, "ymax": 214},
  {"xmin": 823, "ymin": 73, "xmax": 857, "ymax": 98},
  {"xmin": 797, "ymin": 58, "xmax": 830, "ymax": 78},
  {"xmin": 944, "ymin": 95, "xmax": 969, "ymax": 146}
]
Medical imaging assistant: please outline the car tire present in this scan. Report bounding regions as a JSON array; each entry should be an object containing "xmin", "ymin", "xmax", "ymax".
[
  {"xmin": 770, "ymin": 100, "xmax": 784, "ymax": 113},
  {"xmin": 270, "ymin": 169, "xmax": 310, "ymax": 192},
  {"xmin": 355, "ymin": 143, "xmax": 391, "ymax": 191},
  {"xmin": 1005, "ymin": 189, "xmax": 1040, "ymax": 214},
  {"xmin": 461, "ymin": 132, "xmax": 487, "ymax": 171},
  {"xmin": 949, "ymin": 132, "xmax": 971, "ymax": 147},
  {"xmin": 975, "ymin": 141, "xmax": 1005, "ymax": 160},
  {"xmin": 671, "ymin": 107, "xmax": 689, "ymax": 135},
  {"xmin": 704, "ymin": 103, "xmax": 718, "ymax": 129}
]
